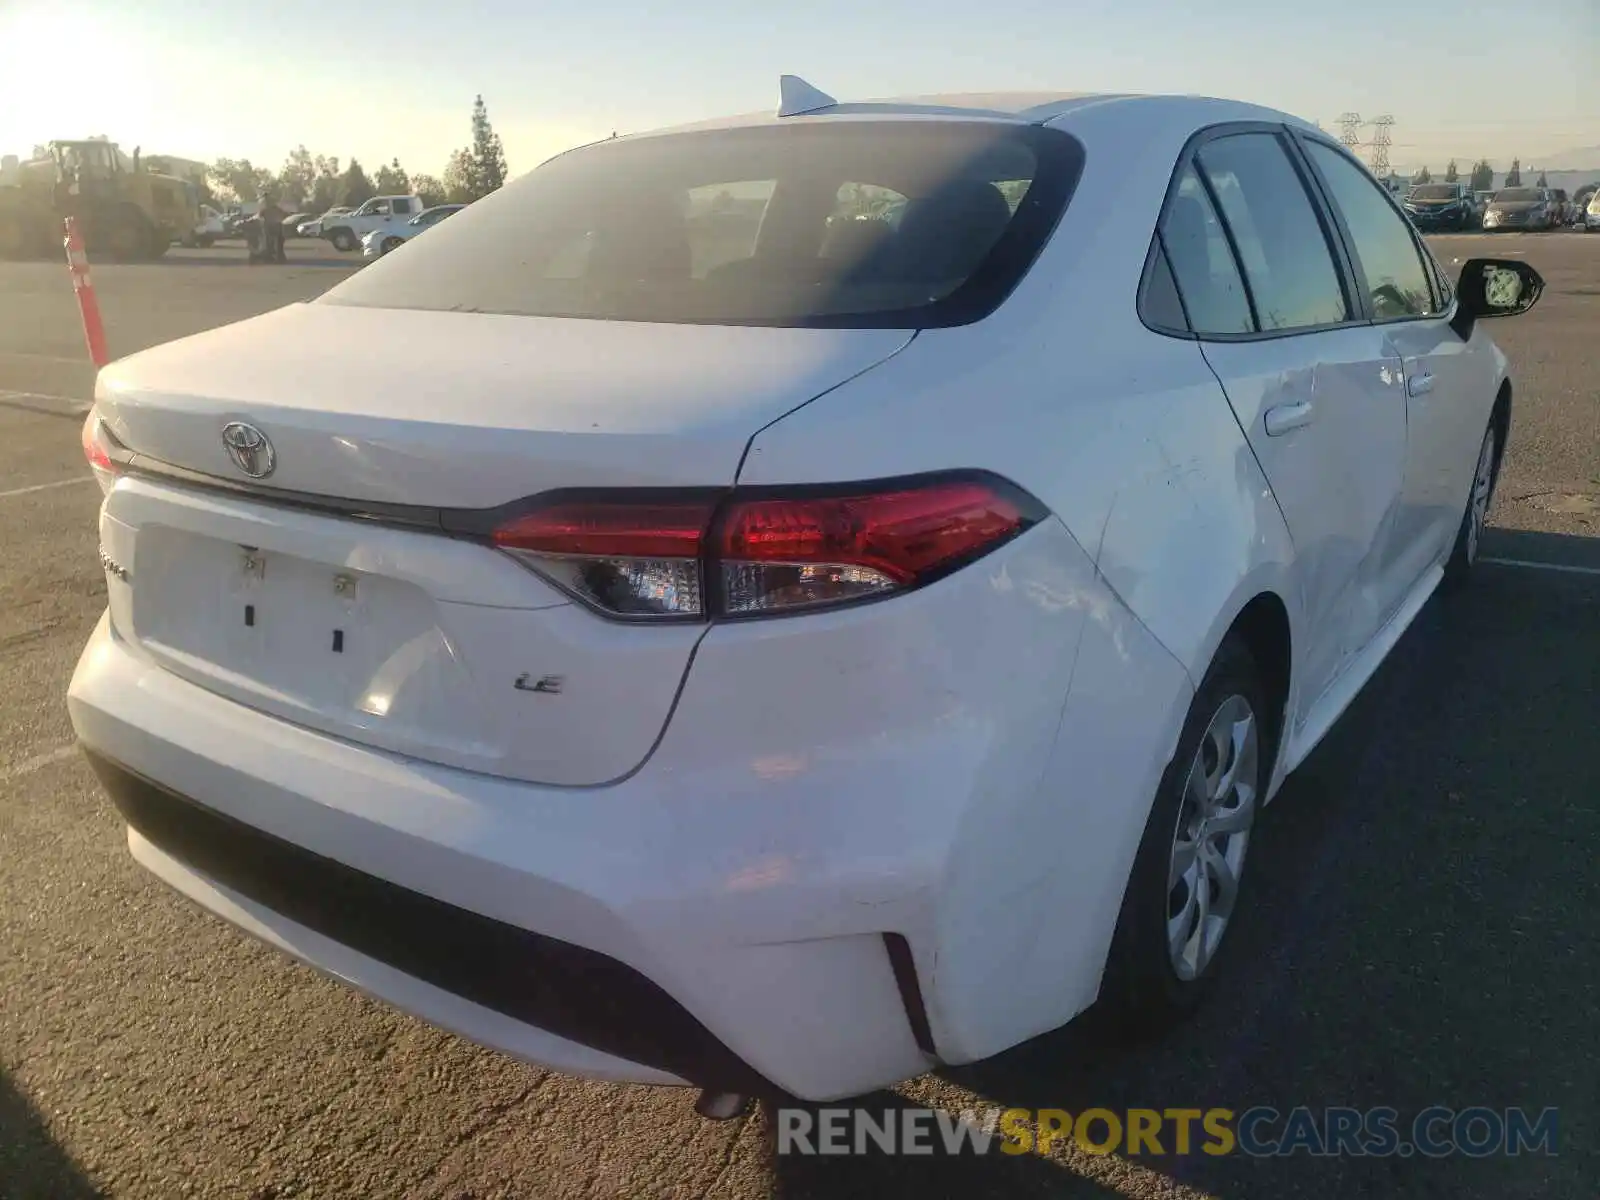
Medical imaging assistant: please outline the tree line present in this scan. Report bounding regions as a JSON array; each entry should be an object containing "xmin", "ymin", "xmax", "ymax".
[
  {"xmin": 206, "ymin": 96, "xmax": 508, "ymax": 212},
  {"xmin": 1409, "ymin": 158, "xmax": 1546, "ymax": 191}
]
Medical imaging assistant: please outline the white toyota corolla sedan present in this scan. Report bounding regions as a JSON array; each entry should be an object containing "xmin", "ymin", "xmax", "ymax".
[{"xmin": 70, "ymin": 80, "xmax": 1542, "ymax": 1108}]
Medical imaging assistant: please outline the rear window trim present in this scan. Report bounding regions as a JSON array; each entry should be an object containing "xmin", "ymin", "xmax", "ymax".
[
  {"xmin": 319, "ymin": 122, "xmax": 1088, "ymax": 331},
  {"xmin": 1138, "ymin": 120, "xmax": 1366, "ymax": 343}
]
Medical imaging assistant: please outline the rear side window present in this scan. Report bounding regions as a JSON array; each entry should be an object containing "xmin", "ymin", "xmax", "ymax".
[
  {"xmin": 1302, "ymin": 141, "xmax": 1438, "ymax": 320},
  {"xmin": 1159, "ymin": 165, "xmax": 1254, "ymax": 335},
  {"xmin": 1194, "ymin": 133, "xmax": 1349, "ymax": 332},
  {"xmin": 320, "ymin": 122, "xmax": 1085, "ymax": 329},
  {"xmin": 1141, "ymin": 242, "xmax": 1189, "ymax": 332}
]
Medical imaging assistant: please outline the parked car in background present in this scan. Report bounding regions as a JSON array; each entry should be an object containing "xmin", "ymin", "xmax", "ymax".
[
  {"xmin": 1481, "ymin": 187, "xmax": 1557, "ymax": 231},
  {"xmin": 182, "ymin": 204, "xmax": 226, "ymax": 248},
  {"xmin": 1586, "ymin": 189, "xmax": 1600, "ymax": 232},
  {"xmin": 360, "ymin": 203, "xmax": 466, "ymax": 259},
  {"xmin": 1403, "ymin": 182, "xmax": 1477, "ymax": 230},
  {"xmin": 278, "ymin": 213, "xmax": 313, "ymax": 241},
  {"xmin": 296, "ymin": 206, "xmax": 353, "ymax": 238},
  {"xmin": 70, "ymin": 84, "xmax": 1544, "ymax": 1107},
  {"xmin": 308, "ymin": 195, "xmax": 428, "ymax": 251},
  {"xmin": 1545, "ymin": 189, "xmax": 1572, "ymax": 225}
]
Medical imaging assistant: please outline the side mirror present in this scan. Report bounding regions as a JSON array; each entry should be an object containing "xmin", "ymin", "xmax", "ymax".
[{"xmin": 1455, "ymin": 258, "xmax": 1544, "ymax": 325}]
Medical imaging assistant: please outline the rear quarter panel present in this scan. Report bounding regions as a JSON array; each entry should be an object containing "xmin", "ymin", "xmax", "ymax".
[
  {"xmin": 739, "ymin": 94, "xmax": 1302, "ymax": 699},
  {"xmin": 737, "ymin": 98, "xmax": 1304, "ymax": 1053}
]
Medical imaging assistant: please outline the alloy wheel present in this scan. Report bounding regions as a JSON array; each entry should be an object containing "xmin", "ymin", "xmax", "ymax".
[{"xmin": 1167, "ymin": 694, "xmax": 1259, "ymax": 981}]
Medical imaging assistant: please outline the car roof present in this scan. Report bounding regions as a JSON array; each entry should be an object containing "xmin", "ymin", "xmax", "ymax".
[{"xmin": 631, "ymin": 78, "xmax": 1315, "ymax": 143}]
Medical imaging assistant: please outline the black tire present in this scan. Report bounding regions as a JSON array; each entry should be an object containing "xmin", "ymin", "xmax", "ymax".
[
  {"xmin": 0, "ymin": 209, "xmax": 27, "ymax": 260},
  {"xmin": 381, "ymin": 236, "xmax": 404, "ymax": 255},
  {"xmin": 329, "ymin": 227, "xmax": 357, "ymax": 252},
  {"xmin": 1443, "ymin": 420, "xmax": 1499, "ymax": 589},
  {"xmin": 196, "ymin": 234, "xmax": 214, "ymax": 249},
  {"xmin": 1102, "ymin": 634, "xmax": 1268, "ymax": 1034},
  {"xmin": 102, "ymin": 205, "xmax": 154, "ymax": 262}
]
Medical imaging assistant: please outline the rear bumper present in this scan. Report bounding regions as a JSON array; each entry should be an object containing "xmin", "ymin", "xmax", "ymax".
[
  {"xmin": 69, "ymin": 614, "xmax": 932, "ymax": 1099},
  {"xmin": 88, "ymin": 749, "xmax": 768, "ymax": 1094},
  {"xmin": 69, "ymin": 513, "xmax": 1190, "ymax": 1100}
]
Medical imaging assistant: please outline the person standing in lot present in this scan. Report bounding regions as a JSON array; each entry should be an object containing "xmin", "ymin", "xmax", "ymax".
[{"xmin": 257, "ymin": 191, "xmax": 288, "ymax": 264}]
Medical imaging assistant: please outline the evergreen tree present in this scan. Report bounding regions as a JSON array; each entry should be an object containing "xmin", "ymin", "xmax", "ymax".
[
  {"xmin": 442, "ymin": 149, "xmax": 475, "ymax": 204},
  {"xmin": 374, "ymin": 158, "xmax": 411, "ymax": 194},
  {"xmin": 1444, "ymin": 159, "xmax": 1458, "ymax": 183},
  {"xmin": 467, "ymin": 95, "xmax": 508, "ymax": 197},
  {"xmin": 412, "ymin": 173, "xmax": 447, "ymax": 208},
  {"xmin": 278, "ymin": 145, "xmax": 316, "ymax": 207},
  {"xmin": 1505, "ymin": 159, "xmax": 1522, "ymax": 187},
  {"xmin": 1469, "ymin": 160, "xmax": 1495, "ymax": 192},
  {"xmin": 311, "ymin": 156, "xmax": 342, "ymax": 212},
  {"xmin": 338, "ymin": 159, "xmax": 376, "ymax": 207}
]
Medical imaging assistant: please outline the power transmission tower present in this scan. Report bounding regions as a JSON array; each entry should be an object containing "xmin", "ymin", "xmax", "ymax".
[
  {"xmin": 1337, "ymin": 113, "xmax": 1364, "ymax": 150},
  {"xmin": 1367, "ymin": 115, "xmax": 1395, "ymax": 176}
]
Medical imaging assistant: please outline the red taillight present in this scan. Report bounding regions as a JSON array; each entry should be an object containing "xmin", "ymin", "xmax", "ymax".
[
  {"xmin": 493, "ymin": 499, "xmax": 715, "ymax": 559},
  {"xmin": 82, "ymin": 411, "xmax": 115, "ymax": 472},
  {"xmin": 716, "ymin": 482, "xmax": 1031, "ymax": 614},
  {"xmin": 492, "ymin": 498, "xmax": 717, "ymax": 618},
  {"xmin": 82, "ymin": 412, "xmax": 122, "ymax": 494},
  {"xmin": 489, "ymin": 475, "xmax": 1040, "ymax": 620}
]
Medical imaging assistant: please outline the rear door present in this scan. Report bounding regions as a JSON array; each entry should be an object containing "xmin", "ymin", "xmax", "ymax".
[
  {"xmin": 1297, "ymin": 136, "xmax": 1489, "ymax": 579},
  {"xmin": 1160, "ymin": 127, "xmax": 1409, "ymax": 704}
]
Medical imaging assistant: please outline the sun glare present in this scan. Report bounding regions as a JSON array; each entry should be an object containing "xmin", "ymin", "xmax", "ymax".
[{"xmin": 0, "ymin": 3, "xmax": 156, "ymax": 159}]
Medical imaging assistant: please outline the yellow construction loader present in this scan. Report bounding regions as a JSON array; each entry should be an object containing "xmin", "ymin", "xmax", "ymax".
[{"xmin": 0, "ymin": 140, "xmax": 199, "ymax": 261}]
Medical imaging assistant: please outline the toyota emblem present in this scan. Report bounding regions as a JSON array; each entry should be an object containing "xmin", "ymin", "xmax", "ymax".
[{"xmin": 221, "ymin": 422, "xmax": 275, "ymax": 479}]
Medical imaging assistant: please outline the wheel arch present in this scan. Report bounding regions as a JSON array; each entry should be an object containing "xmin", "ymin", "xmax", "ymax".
[
  {"xmin": 1489, "ymin": 378, "xmax": 1512, "ymax": 491},
  {"xmin": 1227, "ymin": 590, "xmax": 1292, "ymax": 788}
]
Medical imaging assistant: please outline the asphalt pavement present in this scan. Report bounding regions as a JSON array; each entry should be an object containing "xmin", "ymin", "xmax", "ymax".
[{"xmin": 0, "ymin": 232, "xmax": 1596, "ymax": 1199}]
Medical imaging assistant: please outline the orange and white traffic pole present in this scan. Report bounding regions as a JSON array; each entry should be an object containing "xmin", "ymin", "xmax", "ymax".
[{"xmin": 63, "ymin": 216, "xmax": 110, "ymax": 368}]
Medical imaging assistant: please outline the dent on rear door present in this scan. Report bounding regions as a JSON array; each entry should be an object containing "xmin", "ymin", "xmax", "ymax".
[{"xmin": 1199, "ymin": 328, "xmax": 1407, "ymax": 699}]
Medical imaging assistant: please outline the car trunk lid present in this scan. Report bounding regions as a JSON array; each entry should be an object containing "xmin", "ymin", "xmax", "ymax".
[{"xmin": 93, "ymin": 303, "xmax": 911, "ymax": 785}]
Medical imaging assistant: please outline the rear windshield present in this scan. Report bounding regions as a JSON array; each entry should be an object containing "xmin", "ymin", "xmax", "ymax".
[
  {"xmin": 1409, "ymin": 185, "xmax": 1458, "ymax": 200},
  {"xmin": 320, "ymin": 122, "xmax": 1084, "ymax": 328},
  {"xmin": 1494, "ymin": 189, "xmax": 1540, "ymax": 202}
]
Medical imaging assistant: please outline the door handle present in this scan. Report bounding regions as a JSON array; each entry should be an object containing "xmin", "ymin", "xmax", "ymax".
[
  {"xmin": 1264, "ymin": 400, "xmax": 1315, "ymax": 437},
  {"xmin": 1407, "ymin": 372, "xmax": 1435, "ymax": 397}
]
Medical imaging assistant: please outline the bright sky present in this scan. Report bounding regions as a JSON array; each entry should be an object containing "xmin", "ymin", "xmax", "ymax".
[{"xmin": 1, "ymin": 0, "xmax": 1596, "ymax": 181}]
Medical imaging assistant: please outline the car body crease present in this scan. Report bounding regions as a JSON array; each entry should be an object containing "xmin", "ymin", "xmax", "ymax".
[{"xmin": 732, "ymin": 329, "xmax": 920, "ymax": 482}]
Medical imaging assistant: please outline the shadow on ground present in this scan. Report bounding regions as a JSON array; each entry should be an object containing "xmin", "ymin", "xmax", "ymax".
[
  {"xmin": 0, "ymin": 1069, "xmax": 102, "ymax": 1199},
  {"xmin": 768, "ymin": 530, "xmax": 1596, "ymax": 1198},
  {"xmin": 157, "ymin": 254, "xmax": 357, "ymax": 270}
]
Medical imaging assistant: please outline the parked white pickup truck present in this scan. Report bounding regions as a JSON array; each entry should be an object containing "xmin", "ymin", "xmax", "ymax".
[{"xmin": 306, "ymin": 195, "xmax": 427, "ymax": 251}]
